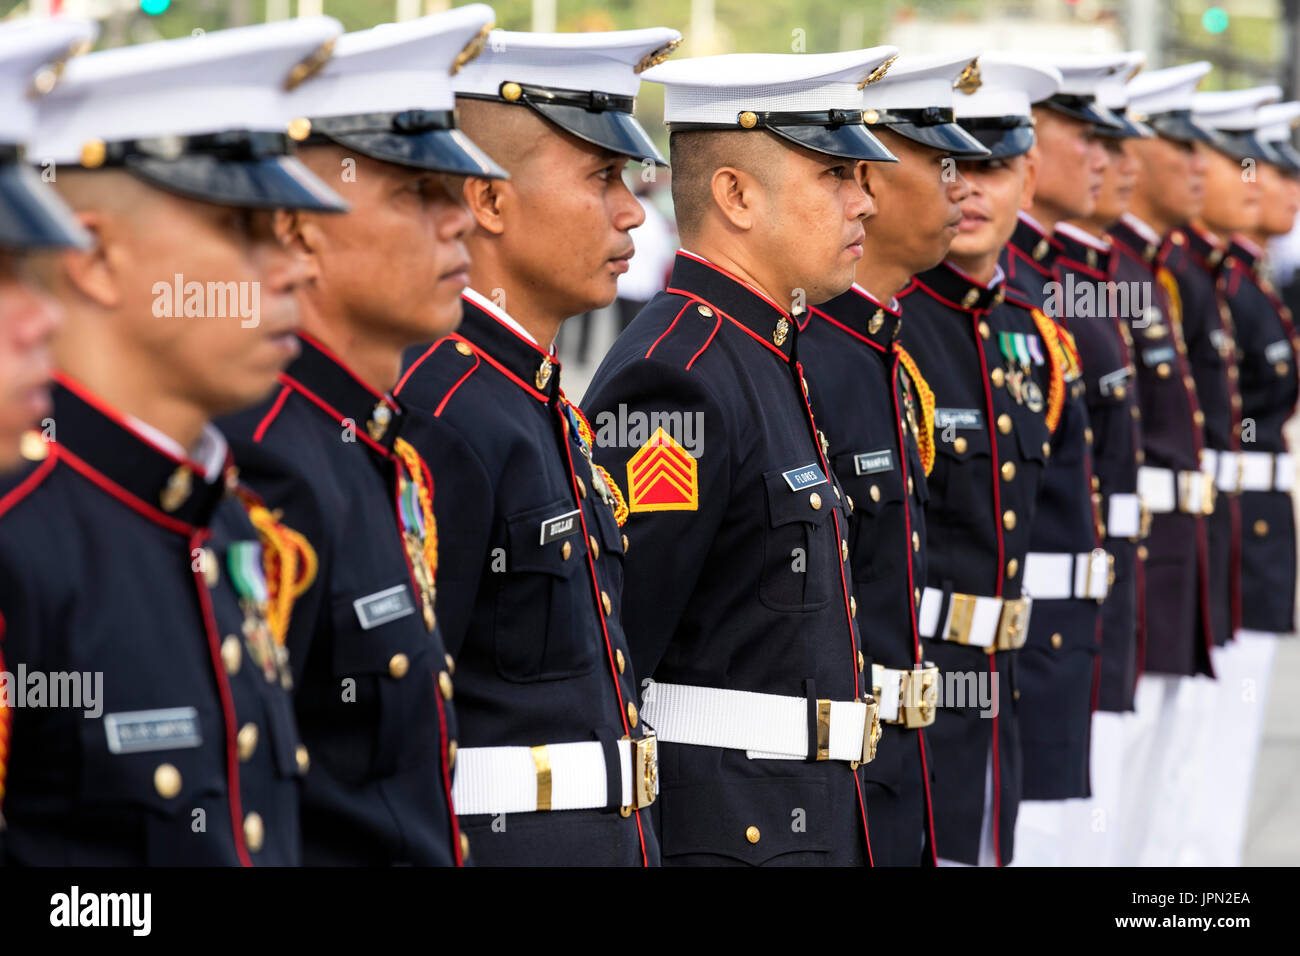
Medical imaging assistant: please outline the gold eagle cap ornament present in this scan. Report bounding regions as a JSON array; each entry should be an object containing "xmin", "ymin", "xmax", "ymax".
[
  {"xmin": 858, "ymin": 54, "xmax": 899, "ymax": 90},
  {"xmin": 28, "ymin": 37, "xmax": 94, "ymax": 98},
  {"xmin": 284, "ymin": 38, "xmax": 336, "ymax": 91},
  {"xmin": 451, "ymin": 22, "xmax": 494, "ymax": 76},
  {"xmin": 954, "ymin": 58, "xmax": 982, "ymax": 94},
  {"xmin": 635, "ymin": 36, "xmax": 682, "ymax": 74}
]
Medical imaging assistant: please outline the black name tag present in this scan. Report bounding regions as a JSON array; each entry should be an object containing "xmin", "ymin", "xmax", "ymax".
[
  {"xmin": 354, "ymin": 584, "xmax": 415, "ymax": 630},
  {"xmin": 1099, "ymin": 367, "xmax": 1131, "ymax": 395},
  {"xmin": 1142, "ymin": 345, "xmax": 1176, "ymax": 366},
  {"xmin": 853, "ymin": 449, "xmax": 893, "ymax": 475},
  {"xmin": 105, "ymin": 707, "xmax": 201, "ymax": 754},
  {"xmin": 935, "ymin": 408, "xmax": 982, "ymax": 430},
  {"xmin": 540, "ymin": 509, "xmax": 581, "ymax": 545},
  {"xmin": 782, "ymin": 463, "xmax": 827, "ymax": 491}
]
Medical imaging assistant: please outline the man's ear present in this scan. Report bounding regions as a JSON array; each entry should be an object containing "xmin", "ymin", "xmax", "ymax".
[
  {"xmin": 1019, "ymin": 148, "xmax": 1039, "ymax": 212},
  {"xmin": 855, "ymin": 160, "xmax": 877, "ymax": 199},
  {"xmin": 462, "ymin": 175, "xmax": 509, "ymax": 236},
  {"xmin": 709, "ymin": 164, "xmax": 760, "ymax": 232},
  {"xmin": 57, "ymin": 210, "xmax": 119, "ymax": 309},
  {"xmin": 273, "ymin": 209, "xmax": 322, "ymax": 283}
]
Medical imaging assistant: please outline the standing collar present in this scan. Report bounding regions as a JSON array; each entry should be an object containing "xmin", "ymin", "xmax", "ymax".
[
  {"xmin": 1170, "ymin": 224, "xmax": 1225, "ymax": 271},
  {"xmin": 914, "ymin": 259, "xmax": 1009, "ymax": 313},
  {"xmin": 809, "ymin": 283, "xmax": 900, "ymax": 353},
  {"xmin": 1111, "ymin": 214, "xmax": 1163, "ymax": 263},
  {"xmin": 1054, "ymin": 221, "xmax": 1112, "ymax": 275},
  {"xmin": 463, "ymin": 286, "xmax": 545, "ymax": 348},
  {"xmin": 668, "ymin": 249, "xmax": 797, "ymax": 362},
  {"xmin": 49, "ymin": 373, "xmax": 234, "ymax": 531},
  {"xmin": 281, "ymin": 332, "xmax": 404, "ymax": 456},
  {"xmin": 1227, "ymin": 234, "xmax": 1263, "ymax": 274},
  {"xmin": 454, "ymin": 293, "xmax": 562, "ymax": 403},
  {"xmin": 1006, "ymin": 211, "xmax": 1064, "ymax": 275}
]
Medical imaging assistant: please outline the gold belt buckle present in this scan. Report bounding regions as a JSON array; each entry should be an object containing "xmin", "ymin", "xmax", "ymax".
[
  {"xmin": 995, "ymin": 597, "xmax": 1031, "ymax": 651},
  {"xmin": 1138, "ymin": 501, "xmax": 1152, "ymax": 541},
  {"xmin": 860, "ymin": 696, "xmax": 881, "ymax": 765},
  {"xmin": 1204, "ymin": 480, "xmax": 1217, "ymax": 515},
  {"xmin": 1083, "ymin": 548, "xmax": 1112, "ymax": 602},
  {"xmin": 944, "ymin": 592, "xmax": 979, "ymax": 645},
  {"xmin": 625, "ymin": 733, "xmax": 657, "ymax": 813},
  {"xmin": 900, "ymin": 665, "xmax": 939, "ymax": 729}
]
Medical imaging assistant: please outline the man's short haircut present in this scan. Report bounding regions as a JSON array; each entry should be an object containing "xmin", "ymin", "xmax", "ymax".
[{"xmin": 668, "ymin": 129, "xmax": 784, "ymax": 240}]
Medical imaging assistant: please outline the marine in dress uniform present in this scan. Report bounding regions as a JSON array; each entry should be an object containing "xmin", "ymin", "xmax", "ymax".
[
  {"xmin": 1107, "ymin": 62, "xmax": 1223, "ymax": 865},
  {"xmin": 798, "ymin": 51, "xmax": 990, "ymax": 866},
  {"xmin": 998, "ymin": 56, "xmax": 1131, "ymax": 807},
  {"xmin": 584, "ymin": 48, "xmax": 900, "ymax": 866},
  {"xmin": 1176, "ymin": 98, "xmax": 1300, "ymax": 866},
  {"xmin": 897, "ymin": 54, "xmax": 1067, "ymax": 866},
  {"xmin": 0, "ymin": 19, "xmax": 347, "ymax": 864},
  {"xmin": 219, "ymin": 8, "xmax": 504, "ymax": 866},
  {"xmin": 394, "ymin": 28, "xmax": 679, "ymax": 866}
]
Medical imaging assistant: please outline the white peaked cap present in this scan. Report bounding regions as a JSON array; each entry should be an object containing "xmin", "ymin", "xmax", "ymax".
[
  {"xmin": 953, "ymin": 52, "xmax": 1062, "ymax": 120},
  {"xmin": 31, "ymin": 16, "xmax": 344, "ymax": 164},
  {"xmin": 287, "ymin": 4, "xmax": 494, "ymax": 119}
]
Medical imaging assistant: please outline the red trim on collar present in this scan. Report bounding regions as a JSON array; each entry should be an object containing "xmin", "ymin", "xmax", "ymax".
[
  {"xmin": 277, "ymin": 372, "xmax": 392, "ymax": 458},
  {"xmin": 296, "ymin": 331, "xmax": 398, "ymax": 412},
  {"xmin": 1057, "ymin": 255, "xmax": 1107, "ymax": 281},
  {"xmin": 463, "ymin": 291, "xmax": 558, "ymax": 363},
  {"xmin": 808, "ymin": 304, "xmax": 888, "ymax": 354},
  {"xmin": 55, "ymin": 442, "xmax": 195, "ymax": 536},
  {"xmin": 52, "ymin": 372, "xmax": 207, "ymax": 475},
  {"xmin": 675, "ymin": 250, "xmax": 790, "ymax": 318},
  {"xmin": 1006, "ymin": 241, "xmax": 1055, "ymax": 278}
]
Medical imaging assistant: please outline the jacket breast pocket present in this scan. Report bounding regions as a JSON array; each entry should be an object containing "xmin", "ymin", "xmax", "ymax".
[
  {"xmin": 330, "ymin": 588, "xmax": 439, "ymax": 779},
  {"xmin": 659, "ymin": 776, "xmax": 831, "ymax": 865},
  {"xmin": 832, "ymin": 451, "xmax": 904, "ymax": 584},
  {"xmin": 930, "ymin": 423, "xmax": 991, "ymax": 524},
  {"xmin": 758, "ymin": 469, "xmax": 839, "ymax": 613},
  {"xmin": 493, "ymin": 498, "xmax": 599, "ymax": 682}
]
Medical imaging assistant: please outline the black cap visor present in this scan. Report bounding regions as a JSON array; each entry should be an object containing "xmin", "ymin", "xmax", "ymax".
[
  {"xmin": 1207, "ymin": 128, "xmax": 1278, "ymax": 163},
  {"xmin": 1266, "ymin": 140, "xmax": 1300, "ymax": 174},
  {"xmin": 127, "ymin": 153, "xmax": 348, "ymax": 213},
  {"xmin": 1043, "ymin": 94, "xmax": 1126, "ymax": 131},
  {"xmin": 528, "ymin": 100, "xmax": 666, "ymax": 166},
  {"xmin": 322, "ymin": 127, "xmax": 507, "ymax": 179},
  {"xmin": 887, "ymin": 121, "xmax": 990, "ymax": 157},
  {"xmin": 957, "ymin": 118, "xmax": 1036, "ymax": 160},
  {"xmin": 0, "ymin": 161, "xmax": 90, "ymax": 249},
  {"xmin": 766, "ymin": 121, "xmax": 897, "ymax": 162},
  {"xmin": 1146, "ymin": 110, "xmax": 1217, "ymax": 145},
  {"xmin": 1095, "ymin": 109, "xmax": 1154, "ymax": 140}
]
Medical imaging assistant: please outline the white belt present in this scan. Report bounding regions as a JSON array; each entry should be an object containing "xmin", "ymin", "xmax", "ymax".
[
  {"xmin": 1138, "ymin": 465, "xmax": 1215, "ymax": 515},
  {"xmin": 452, "ymin": 736, "xmax": 658, "ymax": 815},
  {"xmin": 1237, "ymin": 451, "xmax": 1296, "ymax": 492},
  {"xmin": 870, "ymin": 663, "xmax": 939, "ymax": 727},
  {"xmin": 1022, "ymin": 549, "xmax": 1113, "ymax": 601},
  {"xmin": 639, "ymin": 680, "xmax": 880, "ymax": 764},
  {"xmin": 918, "ymin": 587, "xmax": 1033, "ymax": 651},
  {"xmin": 1106, "ymin": 492, "xmax": 1142, "ymax": 539}
]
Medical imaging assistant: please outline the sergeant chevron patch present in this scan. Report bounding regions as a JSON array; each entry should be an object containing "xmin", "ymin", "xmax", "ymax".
[{"xmin": 627, "ymin": 427, "xmax": 698, "ymax": 512}]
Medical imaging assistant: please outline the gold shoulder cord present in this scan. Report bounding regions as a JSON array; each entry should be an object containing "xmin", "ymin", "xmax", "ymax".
[{"xmin": 895, "ymin": 345, "xmax": 936, "ymax": 476}]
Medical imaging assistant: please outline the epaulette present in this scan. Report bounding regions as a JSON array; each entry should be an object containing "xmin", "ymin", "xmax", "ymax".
[
  {"xmin": 895, "ymin": 345, "xmax": 936, "ymax": 476},
  {"xmin": 567, "ymin": 399, "xmax": 629, "ymax": 526},
  {"xmin": 1002, "ymin": 286, "xmax": 1035, "ymax": 311},
  {"xmin": 234, "ymin": 486, "xmax": 318, "ymax": 647},
  {"xmin": 644, "ymin": 295, "xmax": 724, "ymax": 370},
  {"xmin": 1029, "ymin": 308, "xmax": 1067, "ymax": 433}
]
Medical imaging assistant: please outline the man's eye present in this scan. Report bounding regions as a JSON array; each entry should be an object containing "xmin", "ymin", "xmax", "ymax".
[{"xmin": 827, "ymin": 165, "xmax": 847, "ymax": 179}]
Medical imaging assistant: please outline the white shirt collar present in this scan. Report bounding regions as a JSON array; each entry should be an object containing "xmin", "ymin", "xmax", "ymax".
[
  {"xmin": 851, "ymin": 282, "xmax": 901, "ymax": 313},
  {"xmin": 1121, "ymin": 212, "xmax": 1164, "ymax": 246},
  {"xmin": 1019, "ymin": 210, "xmax": 1051, "ymax": 235},
  {"xmin": 126, "ymin": 416, "xmax": 228, "ymax": 483},
  {"xmin": 1054, "ymin": 221, "xmax": 1111, "ymax": 252},
  {"xmin": 463, "ymin": 287, "xmax": 543, "ymax": 349}
]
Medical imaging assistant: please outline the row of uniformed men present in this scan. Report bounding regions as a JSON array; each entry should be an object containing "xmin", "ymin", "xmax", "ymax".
[{"xmin": 0, "ymin": 7, "xmax": 1293, "ymax": 866}]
